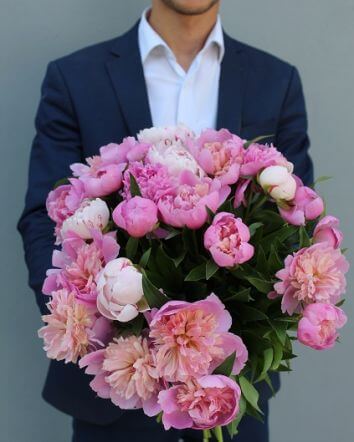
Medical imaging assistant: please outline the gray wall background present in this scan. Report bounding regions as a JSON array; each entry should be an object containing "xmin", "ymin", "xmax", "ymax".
[{"xmin": 1, "ymin": 1, "xmax": 353, "ymax": 441}]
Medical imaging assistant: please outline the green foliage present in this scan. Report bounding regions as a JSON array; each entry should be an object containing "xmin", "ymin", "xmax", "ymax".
[
  {"xmin": 53, "ymin": 177, "xmax": 70, "ymax": 188},
  {"xmin": 142, "ymin": 275, "xmax": 168, "ymax": 308},
  {"xmin": 129, "ymin": 173, "xmax": 142, "ymax": 197},
  {"xmin": 239, "ymin": 376, "xmax": 263, "ymax": 414},
  {"xmin": 125, "ymin": 237, "xmax": 139, "ymax": 260},
  {"xmin": 94, "ymin": 162, "xmax": 320, "ymax": 434},
  {"xmin": 243, "ymin": 134, "xmax": 274, "ymax": 149},
  {"xmin": 213, "ymin": 352, "xmax": 236, "ymax": 376}
]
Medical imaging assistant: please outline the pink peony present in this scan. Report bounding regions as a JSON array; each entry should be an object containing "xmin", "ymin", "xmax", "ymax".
[
  {"xmin": 96, "ymin": 258, "xmax": 148, "ymax": 322},
  {"xmin": 157, "ymin": 171, "xmax": 231, "ymax": 230},
  {"xmin": 79, "ymin": 349, "xmax": 111, "ymax": 399},
  {"xmin": 149, "ymin": 294, "xmax": 248, "ymax": 382},
  {"xmin": 313, "ymin": 215, "xmax": 343, "ymax": 249},
  {"xmin": 122, "ymin": 162, "xmax": 175, "ymax": 202},
  {"xmin": 42, "ymin": 230, "xmax": 120, "ymax": 305},
  {"xmin": 233, "ymin": 178, "xmax": 252, "ymax": 208},
  {"xmin": 158, "ymin": 375, "xmax": 241, "ymax": 430},
  {"xmin": 38, "ymin": 288, "xmax": 112, "ymax": 363},
  {"xmin": 279, "ymin": 179, "xmax": 324, "ymax": 226},
  {"xmin": 274, "ymin": 243, "xmax": 349, "ymax": 315},
  {"xmin": 80, "ymin": 336, "xmax": 162, "ymax": 416},
  {"xmin": 101, "ymin": 137, "xmax": 150, "ymax": 164},
  {"xmin": 71, "ymin": 143, "xmax": 127, "ymax": 198},
  {"xmin": 46, "ymin": 179, "xmax": 86, "ymax": 242},
  {"xmin": 113, "ymin": 196, "xmax": 158, "ymax": 238},
  {"xmin": 241, "ymin": 143, "xmax": 292, "ymax": 177},
  {"xmin": 204, "ymin": 212, "xmax": 254, "ymax": 267},
  {"xmin": 297, "ymin": 303, "xmax": 347, "ymax": 350},
  {"xmin": 137, "ymin": 125, "xmax": 204, "ymax": 177},
  {"xmin": 189, "ymin": 128, "xmax": 244, "ymax": 185}
]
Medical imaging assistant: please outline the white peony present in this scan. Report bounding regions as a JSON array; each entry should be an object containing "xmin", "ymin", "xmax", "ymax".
[
  {"xmin": 137, "ymin": 124, "xmax": 194, "ymax": 147},
  {"xmin": 258, "ymin": 165, "xmax": 297, "ymax": 201},
  {"xmin": 61, "ymin": 198, "xmax": 110, "ymax": 240},
  {"xmin": 96, "ymin": 258, "xmax": 148, "ymax": 322}
]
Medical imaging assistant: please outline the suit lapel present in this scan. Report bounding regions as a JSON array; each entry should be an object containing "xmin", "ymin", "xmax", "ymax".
[
  {"xmin": 216, "ymin": 33, "xmax": 246, "ymax": 135},
  {"xmin": 106, "ymin": 23, "xmax": 152, "ymax": 136}
]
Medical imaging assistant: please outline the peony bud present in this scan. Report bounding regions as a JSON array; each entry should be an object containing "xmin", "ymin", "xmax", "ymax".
[
  {"xmin": 113, "ymin": 196, "xmax": 158, "ymax": 238},
  {"xmin": 258, "ymin": 165, "xmax": 297, "ymax": 201}
]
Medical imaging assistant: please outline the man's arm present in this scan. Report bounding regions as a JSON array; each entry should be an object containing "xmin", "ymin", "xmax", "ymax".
[
  {"xmin": 18, "ymin": 61, "xmax": 83, "ymax": 315},
  {"xmin": 276, "ymin": 66, "xmax": 314, "ymax": 185}
]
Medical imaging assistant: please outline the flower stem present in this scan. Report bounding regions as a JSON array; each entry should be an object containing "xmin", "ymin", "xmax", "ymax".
[
  {"xmin": 214, "ymin": 426, "xmax": 224, "ymax": 442},
  {"xmin": 203, "ymin": 429, "xmax": 211, "ymax": 442}
]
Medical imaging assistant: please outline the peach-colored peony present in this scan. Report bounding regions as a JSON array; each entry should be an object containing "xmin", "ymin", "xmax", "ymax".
[
  {"xmin": 81, "ymin": 336, "xmax": 162, "ymax": 416},
  {"xmin": 149, "ymin": 294, "xmax": 248, "ymax": 382},
  {"xmin": 38, "ymin": 289, "xmax": 112, "ymax": 363},
  {"xmin": 273, "ymin": 243, "xmax": 349, "ymax": 315}
]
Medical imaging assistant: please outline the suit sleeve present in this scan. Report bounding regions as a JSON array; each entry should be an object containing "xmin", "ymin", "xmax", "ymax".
[
  {"xmin": 276, "ymin": 66, "xmax": 314, "ymax": 185},
  {"xmin": 17, "ymin": 61, "xmax": 83, "ymax": 315}
]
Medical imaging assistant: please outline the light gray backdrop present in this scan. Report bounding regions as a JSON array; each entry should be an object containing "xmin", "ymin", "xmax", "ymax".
[{"xmin": 1, "ymin": 1, "xmax": 353, "ymax": 441}]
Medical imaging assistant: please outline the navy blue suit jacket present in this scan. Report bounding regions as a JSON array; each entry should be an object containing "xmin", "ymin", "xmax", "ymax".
[{"xmin": 18, "ymin": 22, "xmax": 313, "ymax": 425}]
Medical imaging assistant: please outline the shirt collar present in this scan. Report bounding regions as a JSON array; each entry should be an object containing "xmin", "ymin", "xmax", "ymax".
[{"xmin": 138, "ymin": 8, "xmax": 225, "ymax": 64}]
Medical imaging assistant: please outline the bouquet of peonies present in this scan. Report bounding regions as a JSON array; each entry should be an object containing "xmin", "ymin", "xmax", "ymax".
[{"xmin": 39, "ymin": 126, "xmax": 349, "ymax": 441}]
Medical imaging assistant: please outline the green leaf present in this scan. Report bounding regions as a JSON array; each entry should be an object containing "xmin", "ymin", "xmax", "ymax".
[
  {"xmin": 129, "ymin": 173, "xmax": 142, "ymax": 197},
  {"xmin": 253, "ymin": 209, "xmax": 285, "ymax": 232},
  {"xmin": 260, "ymin": 225, "xmax": 297, "ymax": 252},
  {"xmin": 299, "ymin": 226, "xmax": 311, "ymax": 248},
  {"xmin": 244, "ymin": 134, "xmax": 274, "ymax": 149},
  {"xmin": 245, "ymin": 276, "xmax": 273, "ymax": 294},
  {"xmin": 262, "ymin": 373, "xmax": 275, "ymax": 396},
  {"xmin": 53, "ymin": 177, "xmax": 70, "ymax": 189},
  {"xmin": 336, "ymin": 299, "xmax": 346, "ymax": 307},
  {"xmin": 217, "ymin": 198, "xmax": 233, "ymax": 214},
  {"xmin": 227, "ymin": 396, "xmax": 247, "ymax": 439},
  {"xmin": 213, "ymin": 352, "xmax": 236, "ymax": 376},
  {"xmin": 249, "ymin": 222, "xmax": 264, "ymax": 237},
  {"xmin": 270, "ymin": 320, "xmax": 288, "ymax": 345},
  {"xmin": 165, "ymin": 228, "xmax": 181, "ymax": 240},
  {"xmin": 139, "ymin": 248, "xmax": 151, "ymax": 268},
  {"xmin": 239, "ymin": 376, "xmax": 263, "ymax": 414},
  {"xmin": 314, "ymin": 175, "xmax": 332, "ymax": 186},
  {"xmin": 277, "ymin": 364, "xmax": 292, "ymax": 372},
  {"xmin": 256, "ymin": 245, "xmax": 269, "ymax": 275},
  {"xmin": 224, "ymin": 288, "xmax": 253, "ymax": 303},
  {"xmin": 206, "ymin": 206, "xmax": 216, "ymax": 222},
  {"xmin": 271, "ymin": 339, "xmax": 283, "ymax": 371},
  {"xmin": 126, "ymin": 237, "xmax": 139, "ymax": 260},
  {"xmin": 206, "ymin": 260, "xmax": 219, "ymax": 280},
  {"xmin": 268, "ymin": 244, "xmax": 283, "ymax": 273},
  {"xmin": 142, "ymin": 275, "xmax": 168, "ymax": 308},
  {"xmin": 257, "ymin": 348, "xmax": 273, "ymax": 381},
  {"xmin": 184, "ymin": 263, "xmax": 206, "ymax": 282},
  {"xmin": 170, "ymin": 250, "xmax": 186, "ymax": 268},
  {"xmin": 238, "ymin": 305, "xmax": 268, "ymax": 322}
]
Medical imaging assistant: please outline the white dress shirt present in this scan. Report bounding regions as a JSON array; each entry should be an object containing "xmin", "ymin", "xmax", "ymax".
[{"xmin": 138, "ymin": 9, "xmax": 225, "ymax": 135}]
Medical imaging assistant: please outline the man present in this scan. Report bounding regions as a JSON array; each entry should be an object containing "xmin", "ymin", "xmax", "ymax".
[{"xmin": 18, "ymin": 0, "xmax": 313, "ymax": 441}]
